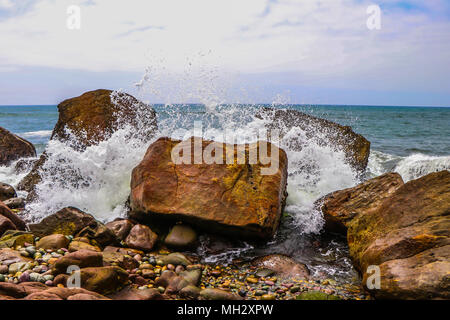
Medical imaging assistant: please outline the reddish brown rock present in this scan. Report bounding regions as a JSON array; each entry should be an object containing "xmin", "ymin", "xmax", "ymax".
[
  {"xmin": 75, "ymin": 223, "xmax": 120, "ymax": 248},
  {"xmin": 105, "ymin": 219, "xmax": 134, "ymax": 241},
  {"xmin": 255, "ymin": 107, "xmax": 371, "ymax": 171},
  {"xmin": 130, "ymin": 137, "xmax": 288, "ymax": 240},
  {"xmin": 0, "ymin": 201, "xmax": 26, "ymax": 231},
  {"xmin": 0, "ymin": 248, "xmax": 33, "ymax": 265},
  {"xmin": 0, "ymin": 126, "xmax": 36, "ymax": 166},
  {"xmin": 25, "ymin": 287, "xmax": 110, "ymax": 300},
  {"xmin": 18, "ymin": 89, "xmax": 157, "ymax": 193},
  {"xmin": 251, "ymin": 254, "xmax": 310, "ymax": 279},
  {"xmin": 67, "ymin": 293, "xmax": 110, "ymax": 300},
  {"xmin": 345, "ymin": 170, "xmax": 450, "ymax": 299},
  {"xmin": 0, "ymin": 215, "xmax": 15, "ymax": 237},
  {"xmin": 25, "ymin": 292, "xmax": 63, "ymax": 300},
  {"xmin": 0, "ymin": 282, "xmax": 48, "ymax": 298},
  {"xmin": 317, "ymin": 173, "xmax": 404, "ymax": 234},
  {"xmin": 53, "ymin": 249, "xmax": 103, "ymax": 274},
  {"xmin": 125, "ymin": 224, "xmax": 158, "ymax": 252},
  {"xmin": 108, "ymin": 286, "xmax": 164, "ymax": 300}
]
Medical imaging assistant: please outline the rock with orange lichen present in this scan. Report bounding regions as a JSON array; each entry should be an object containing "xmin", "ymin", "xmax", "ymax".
[{"xmin": 129, "ymin": 137, "xmax": 288, "ymax": 240}]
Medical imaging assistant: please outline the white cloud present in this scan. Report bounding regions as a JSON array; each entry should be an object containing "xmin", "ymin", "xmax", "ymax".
[
  {"xmin": 0, "ymin": 0, "xmax": 13, "ymax": 9},
  {"xmin": 0, "ymin": 0, "xmax": 449, "ymax": 95}
]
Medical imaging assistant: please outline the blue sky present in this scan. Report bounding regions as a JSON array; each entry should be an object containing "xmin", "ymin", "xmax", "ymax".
[{"xmin": 0, "ymin": 0, "xmax": 449, "ymax": 106}]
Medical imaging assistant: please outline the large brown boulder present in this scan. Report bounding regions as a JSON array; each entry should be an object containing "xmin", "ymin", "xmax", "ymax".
[
  {"xmin": 18, "ymin": 89, "xmax": 158, "ymax": 193},
  {"xmin": 317, "ymin": 173, "xmax": 404, "ymax": 234},
  {"xmin": 255, "ymin": 108, "xmax": 370, "ymax": 171},
  {"xmin": 130, "ymin": 137, "xmax": 288, "ymax": 240},
  {"xmin": 0, "ymin": 127, "xmax": 36, "ymax": 166},
  {"xmin": 345, "ymin": 170, "xmax": 450, "ymax": 299}
]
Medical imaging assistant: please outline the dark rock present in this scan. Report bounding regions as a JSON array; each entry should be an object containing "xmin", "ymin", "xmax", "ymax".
[
  {"xmin": 0, "ymin": 126, "xmax": 36, "ymax": 166},
  {"xmin": 75, "ymin": 223, "xmax": 120, "ymax": 248},
  {"xmin": 0, "ymin": 183, "xmax": 16, "ymax": 202},
  {"xmin": 255, "ymin": 107, "xmax": 371, "ymax": 171},
  {"xmin": 2, "ymin": 198, "xmax": 25, "ymax": 210},
  {"xmin": 105, "ymin": 219, "xmax": 134, "ymax": 241},
  {"xmin": 29, "ymin": 207, "xmax": 97, "ymax": 237}
]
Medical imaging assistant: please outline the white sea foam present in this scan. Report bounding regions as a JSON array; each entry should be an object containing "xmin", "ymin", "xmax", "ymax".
[
  {"xmin": 394, "ymin": 153, "xmax": 450, "ymax": 182},
  {"xmin": 21, "ymin": 130, "xmax": 52, "ymax": 138}
]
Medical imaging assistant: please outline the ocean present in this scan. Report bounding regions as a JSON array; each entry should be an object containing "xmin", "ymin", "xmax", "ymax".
[{"xmin": 1, "ymin": 103, "xmax": 449, "ymax": 281}]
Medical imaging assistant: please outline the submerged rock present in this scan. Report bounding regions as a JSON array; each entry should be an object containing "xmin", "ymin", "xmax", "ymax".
[
  {"xmin": 255, "ymin": 107, "xmax": 371, "ymax": 171},
  {"xmin": 345, "ymin": 170, "xmax": 450, "ymax": 299},
  {"xmin": 130, "ymin": 137, "xmax": 288, "ymax": 240},
  {"xmin": 0, "ymin": 126, "xmax": 36, "ymax": 167},
  {"xmin": 18, "ymin": 89, "xmax": 158, "ymax": 194},
  {"xmin": 317, "ymin": 172, "xmax": 404, "ymax": 234}
]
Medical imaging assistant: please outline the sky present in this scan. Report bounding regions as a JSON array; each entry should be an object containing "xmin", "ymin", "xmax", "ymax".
[{"xmin": 0, "ymin": 0, "xmax": 449, "ymax": 106}]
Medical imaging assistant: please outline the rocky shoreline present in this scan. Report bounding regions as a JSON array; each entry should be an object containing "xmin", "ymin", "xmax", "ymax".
[{"xmin": 0, "ymin": 89, "xmax": 448, "ymax": 300}]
